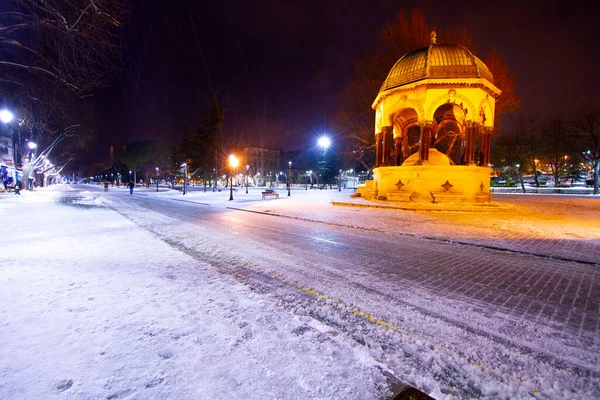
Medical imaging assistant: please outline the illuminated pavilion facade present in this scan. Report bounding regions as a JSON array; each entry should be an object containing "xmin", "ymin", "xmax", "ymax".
[{"xmin": 358, "ymin": 32, "xmax": 501, "ymax": 203}]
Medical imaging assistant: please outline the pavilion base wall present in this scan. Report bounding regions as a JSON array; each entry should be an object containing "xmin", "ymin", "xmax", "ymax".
[{"xmin": 367, "ymin": 165, "xmax": 493, "ymax": 203}]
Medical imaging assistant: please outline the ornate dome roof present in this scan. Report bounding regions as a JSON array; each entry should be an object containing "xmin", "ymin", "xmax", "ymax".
[{"xmin": 380, "ymin": 41, "xmax": 494, "ymax": 93}]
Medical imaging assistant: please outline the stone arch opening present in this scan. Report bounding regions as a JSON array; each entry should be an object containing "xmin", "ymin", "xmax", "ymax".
[
  {"xmin": 391, "ymin": 108, "xmax": 419, "ymax": 164},
  {"xmin": 432, "ymin": 104, "xmax": 466, "ymax": 165}
]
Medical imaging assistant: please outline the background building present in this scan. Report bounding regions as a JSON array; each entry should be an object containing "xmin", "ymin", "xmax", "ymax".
[{"xmin": 242, "ymin": 147, "xmax": 281, "ymax": 186}]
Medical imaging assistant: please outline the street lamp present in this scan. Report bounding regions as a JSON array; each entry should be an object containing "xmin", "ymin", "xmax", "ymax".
[
  {"xmin": 245, "ymin": 165, "xmax": 249, "ymax": 194},
  {"xmin": 0, "ymin": 109, "xmax": 14, "ymax": 123},
  {"xmin": 287, "ymin": 161, "xmax": 292, "ymax": 196},
  {"xmin": 338, "ymin": 169, "xmax": 342, "ymax": 192},
  {"xmin": 317, "ymin": 136, "xmax": 331, "ymax": 150},
  {"xmin": 317, "ymin": 137, "xmax": 331, "ymax": 189},
  {"xmin": 155, "ymin": 167, "xmax": 159, "ymax": 192},
  {"xmin": 181, "ymin": 163, "xmax": 187, "ymax": 195},
  {"xmin": 229, "ymin": 154, "xmax": 239, "ymax": 201}
]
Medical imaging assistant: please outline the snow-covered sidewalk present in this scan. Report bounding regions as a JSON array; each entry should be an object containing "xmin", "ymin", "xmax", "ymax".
[{"xmin": 0, "ymin": 191, "xmax": 394, "ymax": 399}]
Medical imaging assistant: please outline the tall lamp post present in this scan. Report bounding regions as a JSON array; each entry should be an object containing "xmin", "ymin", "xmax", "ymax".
[
  {"xmin": 1, "ymin": 109, "xmax": 15, "ymax": 167},
  {"xmin": 245, "ymin": 165, "xmax": 249, "ymax": 194},
  {"xmin": 155, "ymin": 167, "xmax": 159, "ymax": 192},
  {"xmin": 338, "ymin": 169, "xmax": 342, "ymax": 192},
  {"xmin": 287, "ymin": 161, "xmax": 292, "ymax": 196},
  {"xmin": 26, "ymin": 141, "xmax": 37, "ymax": 190},
  {"xmin": 317, "ymin": 136, "xmax": 331, "ymax": 190},
  {"xmin": 181, "ymin": 163, "xmax": 187, "ymax": 195},
  {"xmin": 229, "ymin": 154, "xmax": 239, "ymax": 201}
]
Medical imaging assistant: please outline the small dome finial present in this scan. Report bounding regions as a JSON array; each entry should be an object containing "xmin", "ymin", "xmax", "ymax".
[{"xmin": 430, "ymin": 30, "xmax": 437, "ymax": 45}]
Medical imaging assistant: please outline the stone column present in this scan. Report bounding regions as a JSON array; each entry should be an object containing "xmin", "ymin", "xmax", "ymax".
[
  {"xmin": 394, "ymin": 136, "xmax": 402, "ymax": 166},
  {"xmin": 381, "ymin": 126, "xmax": 393, "ymax": 166},
  {"xmin": 461, "ymin": 121, "xmax": 476, "ymax": 165},
  {"xmin": 418, "ymin": 122, "xmax": 432, "ymax": 163},
  {"xmin": 479, "ymin": 129, "xmax": 492, "ymax": 166},
  {"xmin": 375, "ymin": 132, "xmax": 383, "ymax": 168},
  {"xmin": 468, "ymin": 123, "xmax": 478, "ymax": 165}
]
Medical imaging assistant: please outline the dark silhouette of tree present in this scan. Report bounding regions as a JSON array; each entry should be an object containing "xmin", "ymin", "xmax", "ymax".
[
  {"xmin": 540, "ymin": 114, "xmax": 570, "ymax": 187},
  {"xmin": 1, "ymin": 0, "xmax": 130, "ymax": 98},
  {"xmin": 0, "ymin": 0, "xmax": 130, "ymax": 177},
  {"xmin": 566, "ymin": 108, "xmax": 600, "ymax": 194},
  {"xmin": 119, "ymin": 140, "xmax": 163, "ymax": 181},
  {"xmin": 179, "ymin": 97, "xmax": 224, "ymax": 191},
  {"xmin": 492, "ymin": 115, "xmax": 543, "ymax": 191}
]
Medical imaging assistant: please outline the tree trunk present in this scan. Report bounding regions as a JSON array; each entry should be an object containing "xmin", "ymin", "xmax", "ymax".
[
  {"xmin": 530, "ymin": 160, "xmax": 540, "ymax": 186},
  {"xmin": 518, "ymin": 171, "xmax": 526, "ymax": 193},
  {"xmin": 594, "ymin": 160, "xmax": 599, "ymax": 195}
]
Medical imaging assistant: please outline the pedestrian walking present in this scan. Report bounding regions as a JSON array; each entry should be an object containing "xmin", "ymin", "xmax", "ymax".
[
  {"xmin": 103, "ymin": 181, "xmax": 109, "ymax": 192},
  {"xmin": 128, "ymin": 181, "xmax": 135, "ymax": 195}
]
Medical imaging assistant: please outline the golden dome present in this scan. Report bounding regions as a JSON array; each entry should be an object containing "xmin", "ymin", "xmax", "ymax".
[{"xmin": 380, "ymin": 43, "xmax": 494, "ymax": 92}]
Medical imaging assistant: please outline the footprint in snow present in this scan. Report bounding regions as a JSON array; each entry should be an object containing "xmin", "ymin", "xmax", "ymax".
[
  {"xmin": 158, "ymin": 350, "xmax": 174, "ymax": 359},
  {"xmin": 56, "ymin": 379, "xmax": 73, "ymax": 391}
]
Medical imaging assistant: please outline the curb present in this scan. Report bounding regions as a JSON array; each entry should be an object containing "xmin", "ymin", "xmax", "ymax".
[{"xmin": 331, "ymin": 200, "xmax": 502, "ymax": 213}]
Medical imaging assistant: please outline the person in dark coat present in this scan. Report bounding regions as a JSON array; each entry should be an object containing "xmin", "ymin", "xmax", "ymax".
[{"xmin": 128, "ymin": 181, "xmax": 135, "ymax": 195}]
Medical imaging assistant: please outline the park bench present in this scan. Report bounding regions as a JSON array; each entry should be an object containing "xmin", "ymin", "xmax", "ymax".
[{"xmin": 261, "ymin": 190, "xmax": 279, "ymax": 200}]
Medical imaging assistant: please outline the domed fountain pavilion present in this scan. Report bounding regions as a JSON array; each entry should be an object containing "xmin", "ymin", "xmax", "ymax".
[{"xmin": 357, "ymin": 32, "xmax": 501, "ymax": 203}]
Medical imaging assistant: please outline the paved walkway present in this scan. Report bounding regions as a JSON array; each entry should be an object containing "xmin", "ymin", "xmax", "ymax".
[{"xmin": 242, "ymin": 191, "xmax": 600, "ymax": 266}]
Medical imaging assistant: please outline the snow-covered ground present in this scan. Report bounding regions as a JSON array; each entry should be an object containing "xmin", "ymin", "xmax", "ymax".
[{"xmin": 1, "ymin": 185, "xmax": 598, "ymax": 399}]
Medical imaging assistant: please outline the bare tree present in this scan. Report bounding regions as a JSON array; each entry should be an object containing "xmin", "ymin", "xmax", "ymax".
[
  {"xmin": 1, "ymin": 0, "xmax": 130, "ymax": 185},
  {"xmin": 493, "ymin": 115, "xmax": 543, "ymax": 191},
  {"xmin": 566, "ymin": 108, "xmax": 600, "ymax": 194},
  {"xmin": 1, "ymin": 0, "xmax": 130, "ymax": 97},
  {"xmin": 540, "ymin": 114, "xmax": 570, "ymax": 187}
]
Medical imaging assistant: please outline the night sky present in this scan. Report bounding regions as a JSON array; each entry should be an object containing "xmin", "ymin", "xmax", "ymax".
[{"xmin": 94, "ymin": 0, "xmax": 599, "ymax": 162}]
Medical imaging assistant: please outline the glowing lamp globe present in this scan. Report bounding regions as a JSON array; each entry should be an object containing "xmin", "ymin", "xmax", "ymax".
[
  {"xmin": 0, "ymin": 109, "xmax": 14, "ymax": 123},
  {"xmin": 317, "ymin": 136, "xmax": 331, "ymax": 149}
]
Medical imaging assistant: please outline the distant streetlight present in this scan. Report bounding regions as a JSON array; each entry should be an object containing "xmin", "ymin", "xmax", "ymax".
[
  {"xmin": 245, "ymin": 165, "xmax": 249, "ymax": 194},
  {"xmin": 287, "ymin": 161, "xmax": 292, "ymax": 196},
  {"xmin": 129, "ymin": 170, "xmax": 132, "ymax": 184},
  {"xmin": 338, "ymin": 169, "xmax": 342, "ymax": 192},
  {"xmin": 27, "ymin": 141, "xmax": 37, "ymax": 150},
  {"xmin": 155, "ymin": 167, "xmax": 159, "ymax": 192},
  {"xmin": 229, "ymin": 154, "xmax": 239, "ymax": 201}
]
